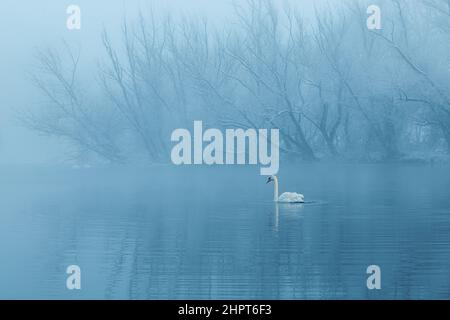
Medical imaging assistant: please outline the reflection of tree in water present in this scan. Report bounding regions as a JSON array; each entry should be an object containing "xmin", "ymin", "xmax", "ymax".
[{"xmin": 38, "ymin": 169, "xmax": 450, "ymax": 299}]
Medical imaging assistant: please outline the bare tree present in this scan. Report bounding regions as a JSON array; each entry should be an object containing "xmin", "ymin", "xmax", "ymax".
[
  {"xmin": 21, "ymin": 43, "xmax": 123, "ymax": 162},
  {"xmin": 22, "ymin": 0, "xmax": 450, "ymax": 163}
]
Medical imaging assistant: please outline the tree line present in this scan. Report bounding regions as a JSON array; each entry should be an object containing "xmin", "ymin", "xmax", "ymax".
[{"xmin": 22, "ymin": 0, "xmax": 450, "ymax": 163}]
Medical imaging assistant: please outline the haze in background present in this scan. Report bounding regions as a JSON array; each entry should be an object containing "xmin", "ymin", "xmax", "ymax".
[{"xmin": 0, "ymin": 0, "xmax": 320, "ymax": 165}]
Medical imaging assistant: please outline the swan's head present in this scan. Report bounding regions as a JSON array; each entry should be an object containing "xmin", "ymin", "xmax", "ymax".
[{"xmin": 266, "ymin": 175, "xmax": 275, "ymax": 184}]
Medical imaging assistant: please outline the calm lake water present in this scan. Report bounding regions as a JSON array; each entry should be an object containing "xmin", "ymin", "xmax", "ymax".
[{"xmin": 0, "ymin": 164, "xmax": 450, "ymax": 299}]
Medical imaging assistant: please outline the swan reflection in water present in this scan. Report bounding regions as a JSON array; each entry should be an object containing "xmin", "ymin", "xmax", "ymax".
[{"xmin": 272, "ymin": 201, "xmax": 305, "ymax": 231}]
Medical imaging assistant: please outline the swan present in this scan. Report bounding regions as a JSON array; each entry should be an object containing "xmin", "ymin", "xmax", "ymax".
[{"xmin": 266, "ymin": 175, "xmax": 304, "ymax": 203}]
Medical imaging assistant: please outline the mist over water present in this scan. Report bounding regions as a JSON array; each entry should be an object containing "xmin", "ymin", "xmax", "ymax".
[
  {"xmin": 1, "ymin": 0, "xmax": 450, "ymax": 299},
  {"xmin": 1, "ymin": 164, "xmax": 450, "ymax": 299}
]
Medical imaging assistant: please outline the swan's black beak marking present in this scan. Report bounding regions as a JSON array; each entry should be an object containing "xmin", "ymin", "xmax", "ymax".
[{"xmin": 266, "ymin": 177, "xmax": 271, "ymax": 184}]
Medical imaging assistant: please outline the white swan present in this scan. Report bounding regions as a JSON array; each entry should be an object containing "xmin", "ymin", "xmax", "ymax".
[{"xmin": 266, "ymin": 175, "xmax": 304, "ymax": 203}]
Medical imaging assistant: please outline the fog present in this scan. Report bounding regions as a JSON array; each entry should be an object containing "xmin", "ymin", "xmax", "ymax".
[
  {"xmin": 0, "ymin": 0, "xmax": 233, "ymax": 164},
  {"xmin": 1, "ymin": 0, "xmax": 450, "ymax": 165},
  {"xmin": 2, "ymin": 0, "xmax": 450, "ymax": 299}
]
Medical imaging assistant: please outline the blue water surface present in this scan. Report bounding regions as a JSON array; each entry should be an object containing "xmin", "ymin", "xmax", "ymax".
[{"xmin": 0, "ymin": 164, "xmax": 449, "ymax": 299}]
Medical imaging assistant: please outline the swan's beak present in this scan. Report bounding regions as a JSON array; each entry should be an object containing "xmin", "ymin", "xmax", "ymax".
[{"xmin": 266, "ymin": 177, "xmax": 271, "ymax": 184}]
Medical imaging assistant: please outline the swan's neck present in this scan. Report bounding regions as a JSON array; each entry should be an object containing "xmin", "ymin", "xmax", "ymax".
[{"xmin": 273, "ymin": 176, "xmax": 279, "ymax": 201}]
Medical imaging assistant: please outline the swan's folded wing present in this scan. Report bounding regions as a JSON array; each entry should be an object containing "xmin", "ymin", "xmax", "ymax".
[{"xmin": 278, "ymin": 192, "xmax": 304, "ymax": 203}]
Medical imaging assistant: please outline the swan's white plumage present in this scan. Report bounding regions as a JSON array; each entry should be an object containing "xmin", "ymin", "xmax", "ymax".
[
  {"xmin": 267, "ymin": 175, "xmax": 305, "ymax": 203},
  {"xmin": 278, "ymin": 192, "xmax": 304, "ymax": 203}
]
